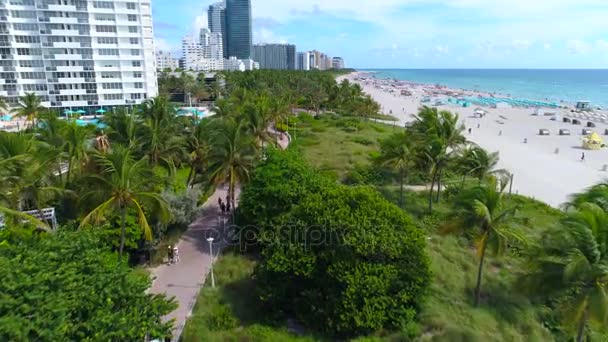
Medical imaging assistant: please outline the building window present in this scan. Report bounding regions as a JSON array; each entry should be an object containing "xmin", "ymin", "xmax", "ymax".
[
  {"xmin": 12, "ymin": 23, "xmax": 38, "ymax": 31},
  {"xmin": 93, "ymin": 1, "xmax": 114, "ymax": 9},
  {"xmin": 130, "ymin": 49, "xmax": 140, "ymax": 56},
  {"xmin": 22, "ymin": 84, "xmax": 48, "ymax": 91},
  {"xmin": 103, "ymin": 94, "xmax": 123, "ymax": 100},
  {"xmin": 94, "ymin": 14, "xmax": 115, "ymax": 21},
  {"xmin": 96, "ymin": 25, "xmax": 117, "ymax": 33},
  {"xmin": 98, "ymin": 49, "xmax": 119, "ymax": 56},
  {"xmin": 20, "ymin": 72, "xmax": 46, "ymax": 79},
  {"xmin": 133, "ymin": 72, "xmax": 142, "ymax": 78},
  {"xmin": 134, "ymin": 82, "xmax": 143, "ymax": 89},
  {"xmin": 129, "ymin": 38, "xmax": 139, "ymax": 45},
  {"xmin": 102, "ymin": 83, "xmax": 122, "ymax": 90},
  {"xmin": 14, "ymin": 36, "xmax": 40, "ymax": 44},
  {"xmin": 127, "ymin": 14, "xmax": 137, "ymax": 22},
  {"xmin": 18, "ymin": 60, "xmax": 44, "ymax": 68},
  {"xmin": 17, "ymin": 48, "xmax": 41, "ymax": 56},
  {"xmin": 130, "ymin": 93, "xmax": 141, "ymax": 100},
  {"xmin": 128, "ymin": 26, "xmax": 138, "ymax": 33},
  {"xmin": 132, "ymin": 61, "xmax": 141, "ymax": 67},
  {"xmin": 97, "ymin": 37, "xmax": 118, "ymax": 44},
  {"xmin": 126, "ymin": 2, "xmax": 136, "ymax": 10},
  {"xmin": 10, "ymin": 10, "xmax": 36, "ymax": 18},
  {"xmin": 9, "ymin": 0, "xmax": 35, "ymax": 5}
]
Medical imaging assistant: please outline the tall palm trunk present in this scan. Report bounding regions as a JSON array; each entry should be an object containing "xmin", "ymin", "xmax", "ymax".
[
  {"xmin": 576, "ymin": 305, "xmax": 589, "ymax": 342},
  {"xmin": 428, "ymin": 168, "xmax": 438, "ymax": 213},
  {"xmin": 119, "ymin": 206, "xmax": 127, "ymax": 261},
  {"xmin": 186, "ymin": 165, "xmax": 195, "ymax": 187},
  {"xmin": 435, "ymin": 168, "xmax": 442, "ymax": 203},
  {"xmin": 399, "ymin": 168, "xmax": 404, "ymax": 208},
  {"xmin": 474, "ymin": 235, "xmax": 489, "ymax": 307},
  {"xmin": 66, "ymin": 155, "xmax": 74, "ymax": 183}
]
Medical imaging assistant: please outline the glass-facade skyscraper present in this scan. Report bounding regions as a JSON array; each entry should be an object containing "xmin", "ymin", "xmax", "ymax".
[
  {"xmin": 207, "ymin": 1, "xmax": 227, "ymax": 59},
  {"xmin": 225, "ymin": 0, "xmax": 252, "ymax": 59}
]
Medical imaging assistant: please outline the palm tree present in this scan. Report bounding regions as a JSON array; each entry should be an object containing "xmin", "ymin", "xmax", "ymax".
[
  {"xmin": 62, "ymin": 122, "xmax": 91, "ymax": 183},
  {"xmin": 80, "ymin": 146, "xmax": 170, "ymax": 260},
  {"xmin": 0, "ymin": 132, "xmax": 66, "ymax": 211},
  {"xmin": 444, "ymin": 175, "xmax": 522, "ymax": 306},
  {"xmin": 458, "ymin": 144, "xmax": 506, "ymax": 185},
  {"xmin": 521, "ymin": 202, "xmax": 608, "ymax": 342},
  {"xmin": 207, "ymin": 118, "xmax": 257, "ymax": 209},
  {"xmin": 412, "ymin": 106, "xmax": 465, "ymax": 209},
  {"xmin": 379, "ymin": 132, "xmax": 412, "ymax": 208},
  {"xmin": 186, "ymin": 119, "xmax": 211, "ymax": 187},
  {"xmin": 140, "ymin": 97, "xmax": 186, "ymax": 172},
  {"xmin": 15, "ymin": 93, "xmax": 45, "ymax": 126},
  {"xmin": 241, "ymin": 100, "xmax": 274, "ymax": 147},
  {"xmin": 0, "ymin": 96, "xmax": 9, "ymax": 113}
]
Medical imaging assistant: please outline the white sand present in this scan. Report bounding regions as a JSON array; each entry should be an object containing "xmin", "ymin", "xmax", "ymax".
[{"xmin": 339, "ymin": 72, "xmax": 608, "ymax": 207}]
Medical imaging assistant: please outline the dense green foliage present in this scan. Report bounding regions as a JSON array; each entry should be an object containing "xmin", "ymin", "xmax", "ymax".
[
  {"xmin": 238, "ymin": 150, "xmax": 431, "ymax": 337},
  {"xmin": 0, "ymin": 230, "xmax": 175, "ymax": 341}
]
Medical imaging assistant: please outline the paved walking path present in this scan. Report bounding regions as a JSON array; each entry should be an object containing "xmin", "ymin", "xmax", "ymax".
[
  {"xmin": 150, "ymin": 128, "xmax": 288, "ymax": 341},
  {"xmin": 149, "ymin": 185, "xmax": 239, "ymax": 341}
]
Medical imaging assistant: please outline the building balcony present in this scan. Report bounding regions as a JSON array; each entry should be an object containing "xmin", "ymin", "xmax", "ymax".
[
  {"xmin": 58, "ymin": 77, "xmax": 85, "ymax": 84},
  {"xmin": 50, "ymin": 17, "xmax": 78, "ymax": 24},
  {"xmin": 47, "ymin": 4, "xmax": 77, "ymax": 12},
  {"xmin": 51, "ymin": 29, "xmax": 79, "ymax": 36}
]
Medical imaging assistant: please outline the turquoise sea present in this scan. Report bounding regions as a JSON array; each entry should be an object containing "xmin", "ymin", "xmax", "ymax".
[{"xmin": 361, "ymin": 69, "xmax": 608, "ymax": 108}]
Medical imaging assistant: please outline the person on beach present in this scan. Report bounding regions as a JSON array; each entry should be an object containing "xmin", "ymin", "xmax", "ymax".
[
  {"xmin": 468, "ymin": 128, "xmax": 472, "ymax": 134},
  {"xmin": 581, "ymin": 152, "xmax": 585, "ymax": 162},
  {"xmin": 477, "ymin": 123, "xmax": 480, "ymax": 128}
]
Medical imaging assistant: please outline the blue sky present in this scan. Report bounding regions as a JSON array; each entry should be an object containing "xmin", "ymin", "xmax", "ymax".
[{"xmin": 152, "ymin": 0, "xmax": 608, "ymax": 68}]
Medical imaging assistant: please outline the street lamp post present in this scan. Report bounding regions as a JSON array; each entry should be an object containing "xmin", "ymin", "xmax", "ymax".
[{"xmin": 206, "ymin": 237, "xmax": 215, "ymax": 288}]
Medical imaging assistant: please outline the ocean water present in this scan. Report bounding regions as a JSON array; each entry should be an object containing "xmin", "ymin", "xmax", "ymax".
[{"xmin": 362, "ymin": 69, "xmax": 608, "ymax": 108}]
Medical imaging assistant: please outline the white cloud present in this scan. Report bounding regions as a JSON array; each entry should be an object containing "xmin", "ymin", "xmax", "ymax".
[
  {"xmin": 567, "ymin": 40, "xmax": 592, "ymax": 54},
  {"xmin": 254, "ymin": 28, "xmax": 288, "ymax": 44},
  {"xmin": 597, "ymin": 40, "xmax": 608, "ymax": 51},
  {"xmin": 543, "ymin": 43, "xmax": 551, "ymax": 50},
  {"xmin": 434, "ymin": 45, "xmax": 449, "ymax": 54},
  {"xmin": 155, "ymin": 38, "xmax": 180, "ymax": 54},
  {"xmin": 192, "ymin": 14, "xmax": 208, "ymax": 34},
  {"xmin": 512, "ymin": 39, "xmax": 532, "ymax": 49}
]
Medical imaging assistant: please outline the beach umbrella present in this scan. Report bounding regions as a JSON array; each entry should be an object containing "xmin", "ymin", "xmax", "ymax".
[
  {"xmin": 95, "ymin": 108, "xmax": 106, "ymax": 114},
  {"xmin": 76, "ymin": 109, "xmax": 86, "ymax": 114}
]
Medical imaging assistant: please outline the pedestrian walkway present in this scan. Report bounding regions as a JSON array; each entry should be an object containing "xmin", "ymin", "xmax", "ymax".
[{"xmin": 149, "ymin": 185, "xmax": 238, "ymax": 341}]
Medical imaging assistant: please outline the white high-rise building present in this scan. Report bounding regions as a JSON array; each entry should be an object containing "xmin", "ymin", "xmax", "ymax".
[
  {"xmin": 182, "ymin": 34, "xmax": 204, "ymax": 70},
  {"xmin": 0, "ymin": 0, "xmax": 157, "ymax": 109},
  {"xmin": 182, "ymin": 32, "xmax": 224, "ymax": 71},
  {"xmin": 296, "ymin": 52, "xmax": 310, "ymax": 71},
  {"xmin": 156, "ymin": 50, "xmax": 177, "ymax": 71}
]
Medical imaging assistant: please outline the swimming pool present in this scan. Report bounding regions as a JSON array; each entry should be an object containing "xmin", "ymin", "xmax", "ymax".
[
  {"xmin": 75, "ymin": 118, "xmax": 107, "ymax": 129},
  {"xmin": 1, "ymin": 114, "xmax": 12, "ymax": 121}
]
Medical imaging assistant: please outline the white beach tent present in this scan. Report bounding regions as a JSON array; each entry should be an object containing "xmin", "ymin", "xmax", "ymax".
[{"xmin": 493, "ymin": 102, "xmax": 511, "ymax": 109}]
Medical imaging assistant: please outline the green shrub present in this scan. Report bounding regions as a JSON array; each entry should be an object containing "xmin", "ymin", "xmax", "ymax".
[
  {"xmin": 241, "ymin": 152, "xmax": 431, "ymax": 337},
  {"xmin": 204, "ymin": 303, "xmax": 238, "ymax": 330},
  {"xmin": 351, "ymin": 136, "xmax": 374, "ymax": 146}
]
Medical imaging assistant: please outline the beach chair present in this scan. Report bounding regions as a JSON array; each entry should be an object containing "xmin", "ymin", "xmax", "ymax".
[
  {"xmin": 538, "ymin": 129, "xmax": 550, "ymax": 136},
  {"xmin": 559, "ymin": 129, "xmax": 570, "ymax": 136}
]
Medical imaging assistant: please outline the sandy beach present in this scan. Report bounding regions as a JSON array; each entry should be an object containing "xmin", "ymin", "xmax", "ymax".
[{"xmin": 340, "ymin": 72, "xmax": 608, "ymax": 207}]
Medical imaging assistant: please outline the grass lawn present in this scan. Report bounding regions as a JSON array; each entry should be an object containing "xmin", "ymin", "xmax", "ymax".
[
  {"xmin": 181, "ymin": 253, "xmax": 320, "ymax": 342},
  {"xmin": 291, "ymin": 113, "xmax": 398, "ymax": 179},
  {"xmin": 182, "ymin": 113, "xmax": 582, "ymax": 340}
]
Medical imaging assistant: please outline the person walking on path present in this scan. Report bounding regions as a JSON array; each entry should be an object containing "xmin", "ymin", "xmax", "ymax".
[
  {"xmin": 226, "ymin": 201, "xmax": 231, "ymax": 213},
  {"xmin": 173, "ymin": 246, "xmax": 180, "ymax": 263},
  {"xmin": 220, "ymin": 202, "xmax": 226, "ymax": 216},
  {"xmin": 167, "ymin": 245, "xmax": 174, "ymax": 264},
  {"xmin": 217, "ymin": 197, "xmax": 222, "ymax": 208}
]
